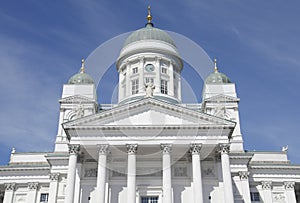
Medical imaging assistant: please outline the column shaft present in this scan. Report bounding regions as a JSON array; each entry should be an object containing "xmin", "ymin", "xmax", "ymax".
[
  {"xmin": 127, "ymin": 144, "xmax": 137, "ymax": 203},
  {"xmin": 261, "ymin": 181, "xmax": 273, "ymax": 203},
  {"xmin": 154, "ymin": 58, "xmax": 161, "ymax": 93},
  {"xmin": 3, "ymin": 183, "xmax": 15, "ymax": 203},
  {"xmin": 169, "ymin": 63, "xmax": 174, "ymax": 96},
  {"xmin": 190, "ymin": 144, "xmax": 203, "ymax": 203},
  {"xmin": 95, "ymin": 145, "xmax": 109, "ymax": 203},
  {"xmin": 161, "ymin": 144, "xmax": 172, "ymax": 203},
  {"xmin": 285, "ymin": 182, "xmax": 296, "ymax": 203},
  {"xmin": 27, "ymin": 183, "xmax": 38, "ymax": 203},
  {"xmin": 238, "ymin": 172, "xmax": 251, "ymax": 203},
  {"xmin": 220, "ymin": 144, "xmax": 234, "ymax": 203},
  {"xmin": 48, "ymin": 173, "xmax": 59, "ymax": 203},
  {"xmin": 65, "ymin": 144, "xmax": 80, "ymax": 203}
]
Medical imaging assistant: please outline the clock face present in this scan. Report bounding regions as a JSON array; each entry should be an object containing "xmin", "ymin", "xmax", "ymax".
[{"xmin": 145, "ymin": 64, "xmax": 155, "ymax": 72}]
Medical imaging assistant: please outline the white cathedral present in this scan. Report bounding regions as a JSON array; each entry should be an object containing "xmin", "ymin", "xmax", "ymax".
[{"xmin": 0, "ymin": 8, "xmax": 299, "ymax": 203}]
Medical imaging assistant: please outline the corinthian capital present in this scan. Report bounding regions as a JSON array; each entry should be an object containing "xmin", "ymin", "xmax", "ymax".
[
  {"xmin": 261, "ymin": 181, "xmax": 272, "ymax": 190},
  {"xmin": 126, "ymin": 144, "xmax": 138, "ymax": 154},
  {"xmin": 190, "ymin": 143, "xmax": 202, "ymax": 155},
  {"xmin": 49, "ymin": 173, "xmax": 60, "ymax": 181},
  {"xmin": 218, "ymin": 144, "xmax": 230, "ymax": 154},
  {"xmin": 68, "ymin": 144, "xmax": 80, "ymax": 155},
  {"xmin": 5, "ymin": 183, "xmax": 16, "ymax": 191},
  {"xmin": 284, "ymin": 182, "xmax": 295, "ymax": 190},
  {"xmin": 98, "ymin": 144, "xmax": 109, "ymax": 155},
  {"xmin": 238, "ymin": 171, "xmax": 250, "ymax": 180},
  {"xmin": 28, "ymin": 182, "xmax": 39, "ymax": 190},
  {"xmin": 161, "ymin": 144, "xmax": 172, "ymax": 154}
]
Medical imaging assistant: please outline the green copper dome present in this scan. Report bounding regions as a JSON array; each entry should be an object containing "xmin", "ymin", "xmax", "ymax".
[
  {"xmin": 68, "ymin": 72, "xmax": 94, "ymax": 84},
  {"xmin": 124, "ymin": 23, "xmax": 176, "ymax": 47},
  {"xmin": 205, "ymin": 72, "xmax": 231, "ymax": 84},
  {"xmin": 68, "ymin": 59, "xmax": 94, "ymax": 84},
  {"xmin": 205, "ymin": 59, "xmax": 231, "ymax": 84}
]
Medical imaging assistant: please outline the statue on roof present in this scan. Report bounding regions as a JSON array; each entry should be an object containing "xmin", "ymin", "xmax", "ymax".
[{"xmin": 144, "ymin": 82, "xmax": 155, "ymax": 98}]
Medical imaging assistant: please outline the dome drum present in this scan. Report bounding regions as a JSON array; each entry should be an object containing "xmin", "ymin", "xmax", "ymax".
[{"xmin": 117, "ymin": 39, "xmax": 182, "ymax": 70}]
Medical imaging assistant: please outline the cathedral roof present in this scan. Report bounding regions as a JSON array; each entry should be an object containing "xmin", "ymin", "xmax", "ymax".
[
  {"xmin": 68, "ymin": 59, "xmax": 94, "ymax": 85},
  {"xmin": 123, "ymin": 6, "xmax": 176, "ymax": 48}
]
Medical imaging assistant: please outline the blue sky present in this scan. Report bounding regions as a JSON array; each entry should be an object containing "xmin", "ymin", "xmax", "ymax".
[{"xmin": 0, "ymin": 0, "xmax": 299, "ymax": 165}]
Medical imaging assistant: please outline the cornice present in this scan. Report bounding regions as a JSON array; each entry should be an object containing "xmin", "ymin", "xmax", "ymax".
[
  {"xmin": 66, "ymin": 124, "xmax": 234, "ymax": 131},
  {"xmin": 250, "ymin": 164, "xmax": 300, "ymax": 170},
  {"xmin": 0, "ymin": 165, "xmax": 49, "ymax": 171}
]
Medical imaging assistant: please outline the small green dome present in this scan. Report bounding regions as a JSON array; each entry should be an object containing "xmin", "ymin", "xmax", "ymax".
[
  {"xmin": 205, "ymin": 58, "xmax": 231, "ymax": 84},
  {"xmin": 205, "ymin": 71, "xmax": 231, "ymax": 84},
  {"xmin": 68, "ymin": 72, "xmax": 94, "ymax": 84},
  {"xmin": 68, "ymin": 59, "xmax": 94, "ymax": 84},
  {"xmin": 124, "ymin": 23, "xmax": 176, "ymax": 47}
]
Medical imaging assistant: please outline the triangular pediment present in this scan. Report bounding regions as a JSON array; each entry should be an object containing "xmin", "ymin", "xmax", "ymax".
[
  {"xmin": 204, "ymin": 94, "xmax": 240, "ymax": 103},
  {"xmin": 59, "ymin": 95, "xmax": 96, "ymax": 104},
  {"xmin": 63, "ymin": 98, "xmax": 235, "ymax": 129}
]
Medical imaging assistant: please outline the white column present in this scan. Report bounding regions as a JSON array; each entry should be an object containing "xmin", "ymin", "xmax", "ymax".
[
  {"xmin": 261, "ymin": 181, "xmax": 273, "ymax": 203},
  {"xmin": 139, "ymin": 57, "xmax": 145, "ymax": 94},
  {"xmin": 190, "ymin": 144, "xmax": 203, "ymax": 203},
  {"xmin": 125, "ymin": 62, "xmax": 130, "ymax": 96},
  {"xmin": 219, "ymin": 144, "xmax": 234, "ymax": 203},
  {"xmin": 177, "ymin": 75, "xmax": 182, "ymax": 100},
  {"xmin": 26, "ymin": 183, "xmax": 38, "ymax": 203},
  {"xmin": 74, "ymin": 162, "xmax": 82, "ymax": 203},
  {"xmin": 3, "ymin": 183, "xmax": 15, "ymax": 203},
  {"xmin": 169, "ymin": 62, "xmax": 174, "ymax": 96},
  {"xmin": 154, "ymin": 57, "xmax": 161, "ymax": 93},
  {"xmin": 161, "ymin": 144, "xmax": 172, "ymax": 203},
  {"xmin": 48, "ymin": 173, "xmax": 60, "ymax": 203},
  {"xmin": 238, "ymin": 172, "xmax": 251, "ymax": 203},
  {"xmin": 95, "ymin": 145, "xmax": 109, "ymax": 203},
  {"xmin": 65, "ymin": 144, "xmax": 80, "ymax": 203},
  {"xmin": 127, "ymin": 144, "xmax": 138, "ymax": 203},
  {"xmin": 284, "ymin": 182, "xmax": 296, "ymax": 203}
]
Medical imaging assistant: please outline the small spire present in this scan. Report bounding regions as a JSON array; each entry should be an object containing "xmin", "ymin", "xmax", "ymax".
[
  {"xmin": 80, "ymin": 58, "xmax": 85, "ymax": 73},
  {"xmin": 147, "ymin": 5, "xmax": 152, "ymax": 23},
  {"xmin": 214, "ymin": 58, "xmax": 218, "ymax": 73}
]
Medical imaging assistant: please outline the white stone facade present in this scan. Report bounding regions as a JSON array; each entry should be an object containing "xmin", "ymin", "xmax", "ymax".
[{"xmin": 0, "ymin": 17, "xmax": 300, "ymax": 203}]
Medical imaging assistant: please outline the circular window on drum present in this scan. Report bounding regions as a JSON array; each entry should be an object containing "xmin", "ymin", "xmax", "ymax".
[{"xmin": 145, "ymin": 64, "xmax": 155, "ymax": 72}]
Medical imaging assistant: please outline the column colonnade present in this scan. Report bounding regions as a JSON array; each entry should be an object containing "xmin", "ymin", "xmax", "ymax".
[{"xmin": 64, "ymin": 143, "xmax": 235, "ymax": 203}]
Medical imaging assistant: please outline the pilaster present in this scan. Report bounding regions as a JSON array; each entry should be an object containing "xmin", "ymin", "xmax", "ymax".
[
  {"xmin": 238, "ymin": 171, "xmax": 251, "ymax": 203},
  {"xmin": 27, "ymin": 182, "xmax": 38, "ymax": 203},
  {"xmin": 284, "ymin": 182, "xmax": 296, "ymax": 203},
  {"xmin": 3, "ymin": 183, "xmax": 15, "ymax": 203},
  {"xmin": 48, "ymin": 173, "xmax": 60, "ymax": 203},
  {"xmin": 261, "ymin": 181, "xmax": 273, "ymax": 203}
]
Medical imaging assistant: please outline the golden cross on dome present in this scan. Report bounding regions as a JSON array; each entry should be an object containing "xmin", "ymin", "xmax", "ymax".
[
  {"xmin": 147, "ymin": 5, "xmax": 152, "ymax": 23},
  {"xmin": 80, "ymin": 58, "xmax": 85, "ymax": 73},
  {"xmin": 214, "ymin": 58, "xmax": 218, "ymax": 73}
]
